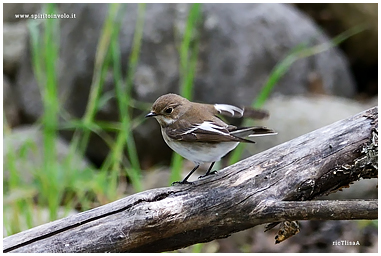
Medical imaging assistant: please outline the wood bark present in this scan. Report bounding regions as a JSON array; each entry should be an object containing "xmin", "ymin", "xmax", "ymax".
[{"xmin": 3, "ymin": 106, "xmax": 378, "ymax": 253}]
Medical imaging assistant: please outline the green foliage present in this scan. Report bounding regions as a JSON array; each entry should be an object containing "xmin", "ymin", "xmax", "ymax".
[
  {"xmin": 3, "ymin": 3, "xmax": 147, "ymax": 235},
  {"xmin": 104, "ymin": 3, "xmax": 146, "ymax": 195},
  {"xmin": 30, "ymin": 3, "xmax": 61, "ymax": 221},
  {"xmin": 170, "ymin": 3, "xmax": 202, "ymax": 184}
]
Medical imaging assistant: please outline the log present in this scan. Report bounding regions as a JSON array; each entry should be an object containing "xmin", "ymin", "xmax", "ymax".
[{"xmin": 3, "ymin": 106, "xmax": 378, "ymax": 253}]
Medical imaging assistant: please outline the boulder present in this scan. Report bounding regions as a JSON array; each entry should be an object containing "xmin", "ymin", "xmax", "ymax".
[
  {"xmin": 14, "ymin": 3, "xmax": 357, "ymax": 165},
  {"xmin": 3, "ymin": 22, "xmax": 28, "ymax": 75},
  {"xmin": 3, "ymin": 76, "xmax": 20, "ymax": 127}
]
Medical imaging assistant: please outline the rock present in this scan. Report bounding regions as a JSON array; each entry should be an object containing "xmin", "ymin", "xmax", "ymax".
[
  {"xmin": 329, "ymin": 3, "xmax": 377, "ymax": 65},
  {"xmin": 3, "ymin": 22, "xmax": 28, "ymax": 75},
  {"xmin": 296, "ymin": 3, "xmax": 377, "ymax": 65},
  {"xmin": 196, "ymin": 3, "xmax": 355, "ymax": 102},
  {"xmin": 14, "ymin": 3, "xmax": 356, "ymax": 165},
  {"xmin": 3, "ymin": 76, "xmax": 20, "ymax": 127},
  {"xmin": 294, "ymin": 3, "xmax": 378, "ymax": 97},
  {"xmin": 250, "ymin": 95, "xmax": 375, "ymax": 153},
  {"xmin": 3, "ymin": 3, "xmax": 42, "ymax": 22}
]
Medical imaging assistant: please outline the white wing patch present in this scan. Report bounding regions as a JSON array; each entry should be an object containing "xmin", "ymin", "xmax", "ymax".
[
  {"xmin": 182, "ymin": 121, "xmax": 229, "ymax": 136},
  {"xmin": 248, "ymin": 132, "xmax": 278, "ymax": 137},
  {"xmin": 214, "ymin": 104, "xmax": 244, "ymax": 117}
]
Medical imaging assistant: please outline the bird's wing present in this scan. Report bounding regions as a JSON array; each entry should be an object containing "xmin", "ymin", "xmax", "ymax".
[{"xmin": 165, "ymin": 121, "xmax": 254, "ymax": 143}]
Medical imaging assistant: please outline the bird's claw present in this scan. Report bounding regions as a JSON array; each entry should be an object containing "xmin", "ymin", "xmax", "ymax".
[
  {"xmin": 198, "ymin": 170, "xmax": 218, "ymax": 179},
  {"xmin": 171, "ymin": 180, "xmax": 194, "ymax": 186}
]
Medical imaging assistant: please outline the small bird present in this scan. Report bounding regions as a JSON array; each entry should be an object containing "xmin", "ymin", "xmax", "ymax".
[{"xmin": 146, "ymin": 93, "xmax": 276, "ymax": 184}]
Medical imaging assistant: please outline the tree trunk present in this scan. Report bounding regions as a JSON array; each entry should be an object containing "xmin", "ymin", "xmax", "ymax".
[{"xmin": 3, "ymin": 106, "xmax": 378, "ymax": 253}]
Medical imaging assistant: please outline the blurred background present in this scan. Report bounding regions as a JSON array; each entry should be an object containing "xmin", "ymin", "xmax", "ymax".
[{"xmin": 3, "ymin": 3, "xmax": 378, "ymax": 252}]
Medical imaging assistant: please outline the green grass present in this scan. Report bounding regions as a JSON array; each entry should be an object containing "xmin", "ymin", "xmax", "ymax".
[
  {"xmin": 169, "ymin": 3, "xmax": 202, "ymax": 184},
  {"xmin": 103, "ymin": 3, "xmax": 146, "ymax": 195},
  {"xmin": 30, "ymin": 3, "xmax": 61, "ymax": 221},
  {"xmin": 3, "ymin": 3, "xmax": 146, "ymax": 235},
  {"xmin": 4, "ymin": 3, "xmax": 63, "ymax": 234},
  {"xmin": 3, "ymin": 2, "xmax": 364, "ymax": 243}
]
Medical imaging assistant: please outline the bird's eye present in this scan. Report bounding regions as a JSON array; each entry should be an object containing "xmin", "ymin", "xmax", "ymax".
[{"xmin": 165, "ymin": 107, "xmax": 173, "ymax": 114}]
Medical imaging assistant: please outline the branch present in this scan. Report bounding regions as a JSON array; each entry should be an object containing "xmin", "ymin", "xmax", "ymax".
[
  {"xmin": 260, "ymin": 200, "xmax": 377, "ymax": 221},
  {"xmin": 3, "ymin": 107, "xmax": 378, "ymax": 253}
]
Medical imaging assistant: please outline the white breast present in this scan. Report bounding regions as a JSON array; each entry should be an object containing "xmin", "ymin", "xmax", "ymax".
[{"xmin": 162, "ymin": 129, "xmax": 239, "ymax": 164}]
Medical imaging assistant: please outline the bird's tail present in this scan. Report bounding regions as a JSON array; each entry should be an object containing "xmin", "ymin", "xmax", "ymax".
[{"xmin": 231, "ymin": 126, "xmax": 277, "ymax": 138}]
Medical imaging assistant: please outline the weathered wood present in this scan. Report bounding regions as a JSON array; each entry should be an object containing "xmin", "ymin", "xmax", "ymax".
[
  {"xmin": 260, "ymin": 200, "xmax": 377, "ymax": 221},
  {"xmin": 3, "ymin": 107, "xmax": 378, "ymax": 253}
]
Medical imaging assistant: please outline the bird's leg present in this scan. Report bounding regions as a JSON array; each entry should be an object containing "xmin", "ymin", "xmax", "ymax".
[
  {"xmin": 204, "ymin": 162, "xmax": 216, "ymax": 176},
  {"xmin": 198, "ymin": 162, "xmax": 217, "ymax": 179},
  {"xmin": 171, "ymin": 164, "xmax": 200, "ymax": 185}
]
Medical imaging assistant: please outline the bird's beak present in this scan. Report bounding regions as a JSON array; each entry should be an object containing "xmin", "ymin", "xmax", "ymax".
[{"xmin": 145, "ymin": 111, "xmax": 157, "ymax": 118}]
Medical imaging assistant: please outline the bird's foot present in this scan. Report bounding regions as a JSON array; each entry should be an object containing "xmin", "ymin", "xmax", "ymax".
[
  {"xmin": 198, "ymin": 170, "xmax": 218, "ymax": 179},
  {"xmin": 171, "ymin": 180, "xmax": 194, "ymax": 186}
]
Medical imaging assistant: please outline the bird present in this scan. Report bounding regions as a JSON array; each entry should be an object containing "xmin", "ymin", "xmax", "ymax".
[{"xmin": 146, "ymin": 93, "xmax": 276, "ymax": 184}]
